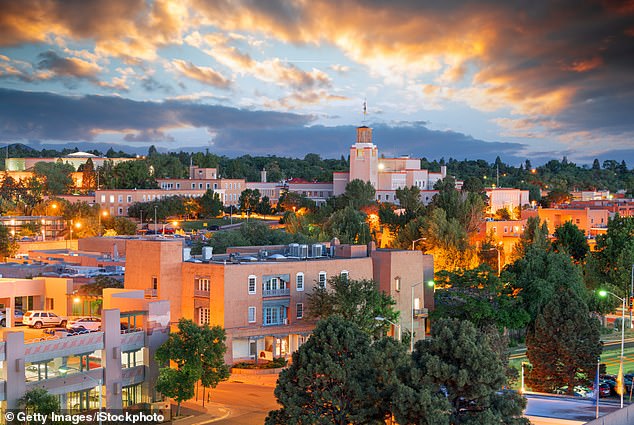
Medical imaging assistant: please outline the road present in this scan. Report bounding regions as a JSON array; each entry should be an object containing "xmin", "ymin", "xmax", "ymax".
[
  {"xmin": 207, "ymin": 381, "xmax": 279, "ymax": 424},
  {"xmin": 525, "ymin": 393, "xmax": 623, "ymax": 423}
]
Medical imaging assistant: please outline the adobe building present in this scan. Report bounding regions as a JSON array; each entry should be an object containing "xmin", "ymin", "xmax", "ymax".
[
  {"xmin": 124, "ymin": 239, "xmax": 434, "ymax": 364},
  {"xmin": 333, "ymin": 126, "xmax": 452, "ymax": 204}
]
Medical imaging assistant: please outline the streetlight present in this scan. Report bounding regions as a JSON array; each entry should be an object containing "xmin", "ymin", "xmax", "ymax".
[
  {"xmin": 411, "ymin": 237, "xmax": 426, "ymax": 251},
  {"xmin": 520, "ymin": 362, "xmax": 527, "ymax": 394},
  {"xmin": 599, "ymin": 289, "xmax": 626, "ymax": 408},
  {"xmin": 58, "ymin": 365, "xmax": 103, "ymax": 424},
  {"xmin": 375, "ymin": 316, "xmax": 401, "ymax": 342},
  {"xmin": 154, "ymin": 205, "xmax": 158, "ymax": 235},
  {"xmin": 97, "ymin": 209, "xmax": 108, "ymax": 237}
]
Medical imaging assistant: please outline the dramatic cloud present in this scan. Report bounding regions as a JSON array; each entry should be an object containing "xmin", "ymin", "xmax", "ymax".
[
  {"xmin": 172, "ymin": 60, "xmax": 232, "ymax": 89},
  {"xmin": 37, "ymin": 50, "xmax": 101, "ymax": 80},
  {"xmin": 0, "ymin": 88, "xmax": 313, "ymax": 141}
]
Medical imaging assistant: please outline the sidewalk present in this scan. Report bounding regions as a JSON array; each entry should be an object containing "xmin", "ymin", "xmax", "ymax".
[
  {"xmin": 169, "ymin": 400, "xmax": 230, "ymax": 425},
  {"xmin": 228, "ymin": 371, "xmax": 280, "ymax": 387}
]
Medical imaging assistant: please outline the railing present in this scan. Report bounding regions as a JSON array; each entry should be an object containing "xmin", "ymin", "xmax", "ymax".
[
  {"xmin": 194, "ymin": 289, "xmax": 210, "ymax": 297},
  {"xmin": 262, "ymin": 288, "xmax": 290, "ymax": 297},
  {"xmin": 144, "ymin": 288, "xmax": 157, "ymax": 298},
  {"xmin": 263, "ymin": 318, "xmax": 288, "ymax": 327},
  {"xmin": 413, "ymin": 308, "xmax": 429, "ymax": 318}
]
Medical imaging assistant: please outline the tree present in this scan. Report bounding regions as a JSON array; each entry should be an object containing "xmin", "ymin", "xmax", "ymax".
[
  {"xmin": 306, "ymin": 276, "xmax": 398, "ymax": 337},
  {"xmin": 111, "ymin": 160, "xmax": 157, "ymax": 189},
  {"xmin": 321, "ymin": 206, "xmax": 371, "ymax": 245},
  {"xmin": 510, "ymin": 216, "xmax": 550, "ymax": 261},
  {"xmin": 509, "ymin": 246, "xmax": 588, "ymax": 323},
  {"xmin": 198, "ymin": 190, "xmax": 224, "ymax": 218},
  {"xmin": 343, "ymin": 179, "xmax": 376, "ymax": 209},
  {"xmin": 552, "ymin": 221, "xmax": 589, "ymax": 263},
  {"xmin": 33, "ymin": 161, "xmax": 74, "ymax": 195},
  {"xmin": 18, "ymin": 388, "xmax": 60, "ymax": 418},
  {"xmin": 422, "ymin": 208, "xmax": 479, "ymax": 272},
  {"xmin": 82, "ymin": 158, "xmax": 96, "ymax": 190},
  {"xmin": 199, "ymin": 325, "xmax": 231, "ymax": 405},
  {"xmin": 0, "ymin": 224, "xmax": 18, "ymax": 260},
  {"xmin": 585, "ymin": 214, "xmax": 634, "ymax": 299},
  {"xmin": 526, "ymin": 287, "xmax": 602, "ymax": 394},
  {"xmin": 433, "ymin": 265, "xmax": 530, "ymax": 331},
  {"xmin": 238, "ymin": 188, "xmax": 261, "ymax": 213},
  {"xmin": 255, "ymin": 195, "xmax": 273, "ymax": 218},
  {"xmin": 156, "ymin": 319, "xmax": 230, "ymax": 416},
  {"xmin": 266, "ymin": 316, "xmax": 401, "ymax": 425},
  {"xmin": 410, "ymin": 318, "xmax": 529, "ymax": 425},
  {"xmin": 494, "ymin": 208, "xmax": 511, "ymax": 221},
  {"xmin": 104, "ymin": 216, "xmax": 138, "ymax": 235},
  {"xmin": 395, "ymin": 186, "xmax": 423, "ymax": 219}
]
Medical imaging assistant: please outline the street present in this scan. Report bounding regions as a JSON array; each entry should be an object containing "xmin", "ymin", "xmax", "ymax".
[
  {"xmin": 203, "ymin": 381, "xmax": 279, "ymax": 424},
  {"xmin": 525, "ymin": 393, "xmax": 623, "ymax": 423}
]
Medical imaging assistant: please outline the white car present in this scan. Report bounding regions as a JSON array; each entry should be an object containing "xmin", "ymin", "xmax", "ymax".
[
  {"xmin": 67, "ymin": 317, "xmax": 102, "ymax": 331},
  {"xmin": 22, "ymin": 311, "xmax": 68, "ymax": 329},
  {"xmin": 0, "ymin": 309, "xmax": 24, "ymax": 327}
]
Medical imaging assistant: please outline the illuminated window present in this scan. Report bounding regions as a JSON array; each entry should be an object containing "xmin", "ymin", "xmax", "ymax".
[{"xmin": 199, "ymin": 308, "xmax": 210, "ymax": 325}]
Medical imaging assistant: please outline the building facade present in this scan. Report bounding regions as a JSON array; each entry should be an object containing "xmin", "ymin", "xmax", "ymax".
[{"xmin": 123, "ymin": 239, "xmax": 434, "ymax": 364}]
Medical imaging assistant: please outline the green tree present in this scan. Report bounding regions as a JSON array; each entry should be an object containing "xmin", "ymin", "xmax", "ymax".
[
  {"xmin": 0, "ymin": 224, "xmax": 18, "ymax": 260},
  {"xmin": 343, "ymin": 179, "xmax": 376, "ymax": 209},
  {"xmin": 255, "ymin": 195, "xmax": 273, "ymax": 218},
  {"xmin": 433, "ymin": 265, "xmax": 530, "ymax": 331},
  {"xmin": 111, "ymin": 160, "xmax": 157, "ymax": 189},
  {"xmin": 199, "ymin": 325, "xmax": 231, "ymax": 404},
  {"xmin": 104, "ymin": 216, "xmax": 138, "ymax": 235},
  {"xmin": 33, "ymin": 161, "xmax": 74, "ymax": 195},
  {"xmin": 509, "ymin": 246, "xmax": 587, "ymax": 323},
  {"xmin": 321, "ymin": 206, "xmax": 371, "ymax": 244},
  {"xmin": 18, "ymin": 388, "xmax": 60, "ymax": 419},
  {"xmin": 510, "ymin": 216, "xmax": 550, "ymax": 261},
  {"xmin": 156, "ymin": 319, "xmax": 229, "ymax": 416},
  {"xmin": 306, "ymin": 276, "xmax": 398, "ymax": 336},
  {"xmin": 422, "ymin": 208, "xmax": 479, "ymax": 271},
  {"xmin": 410, "ymin": 318, "xmax": 529, "ymax": 425},
  {"xmin": 525, "ymin": 287, "xmax": 602, "ymax": 394},
  {"xmin": 552, "ymin": 221, "xmax": 589, "ymax": 263},
  {"xmin": 81, "ymin": 158, "xmax": 96, "ymax": 191},
  {"xmin": 266, "ymin": 316, "xmax": 400, "ymax": 425},
  {"xmin": 198, "ymin": 190, "xmax": 224, "ymax": 218},
  {"xmin": 238, "ymin": 188, "xmax": 261, "ymax": 212},
  {"xmin": 395, "ymin": 186, "xmax": 423, "ymax": 219},
  {"xmin": 585, "ymin": 214, "xmax": 634, "ymax": 299}
]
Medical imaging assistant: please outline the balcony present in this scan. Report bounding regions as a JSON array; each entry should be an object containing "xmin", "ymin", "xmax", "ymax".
[
  {"xmin": 263, "ymin": 318, "xmax": 289, "ymax": 327},
  {"xmin": 194, "ymin": 289, "xmax": 210, "ymax": 298},
  {"xmin": 144, "ymin": 288, "xmax": 157, "ymax": 298},
  {"xmin": 262, "ymin": 288, "xmax": 290, "ymax": 297},
  {"xmin": 413, "ymin": 308, "xmax": 429, "ymax": 318}
]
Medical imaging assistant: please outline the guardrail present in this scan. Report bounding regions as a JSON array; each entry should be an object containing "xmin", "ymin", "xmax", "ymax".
[{"xmin": 262, "ymin": 288, "xmax": 290, "ymax": 297}]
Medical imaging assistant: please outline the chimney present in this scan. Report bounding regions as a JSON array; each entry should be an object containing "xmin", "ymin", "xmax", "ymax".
[{"xmin": 261, "ymin": 168, "xmax": 267, "ymax": 183}]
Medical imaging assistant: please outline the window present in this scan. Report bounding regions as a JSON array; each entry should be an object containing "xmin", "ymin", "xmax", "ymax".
[
  {"xmin": 340, "ymin": 270, "xmax": 349, "ymax": 281},
  {"xmin": 199, "ymin": 308, "xmax": 210, "ymax": 325},
  {"xmin": 197, "ymin": 278, "xmax": 210, "ymax": 292},
  {"xmin": 395, "ymin": 277, "xmax": 401, "ymax": 292},
  {"xmin": 248, "ymin": 307, "xmax": 256, "ymax": 323},
  {"xmin": 109, "ymin": 195, "xmax": 115, "ymax": 203},
  {"xmin": 127, "ymin": 195, "xmax": 132, "ymax": 203},
  {"xmin": 318, "ymin": 272, "xmax": 327, "ymax": 289},
  {"xmin": 176, "ymin": 183, "xmax": 180, "ymax": 189},
  {"xmin": 152, "ymin": 276, "xmax": 158, "ymax": 290},
  {"xmin": 118, "ymin": 195, "xmax": 123, "ymax": 202},
  {"xmin": 296, "ymin": 303, "xmax": 303, "ymax": 319},
  {"xmin": 296, "ymin": 273, "xmax": 304, "ymax": 291},
  {"xmin": 118, "ymin": 207, "xmax": 123, "ymax": 215},
  {"xmin": 248, "ymin": 275, "xmax": 257, "ymax": 294},
  {"xmin": 100, "ymin": 195, "xmax": 106, "ymax": 203},
  {"xmin": 263, "ymin": 306, "xmax": 286, "ymax": 325},
  {"xmin": 45, "ymin": 298, "xmax": 54, "ymax": 310}
]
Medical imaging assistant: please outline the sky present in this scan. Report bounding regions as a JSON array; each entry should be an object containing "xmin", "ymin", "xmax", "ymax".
[{"xmin": 0, "ymin": 0, "xmax": 633, "ymax": 166}]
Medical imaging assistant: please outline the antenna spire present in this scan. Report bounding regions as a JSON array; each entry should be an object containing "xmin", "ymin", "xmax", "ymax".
[{"xmin": 363, "ymin": 99, "xmax": 367, "ymax": 124}]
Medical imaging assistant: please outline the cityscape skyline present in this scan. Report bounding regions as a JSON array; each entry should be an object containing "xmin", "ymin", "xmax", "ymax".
[{"xmin": 0, "ymin": 1, "xmax": 633, "ymax": 165}]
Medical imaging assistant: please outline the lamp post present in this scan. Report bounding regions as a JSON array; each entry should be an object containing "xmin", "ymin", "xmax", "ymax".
[
  {"xmin": 411, "ymin": 282, "xmax": 423, "ymax": 352},
  {"xmin": 154, "ymin": 205, "xmax": 158, "ymax": 235},
  {"xmin": 375, "ymin": 316, "xmax": 401, "ymax": 342},
  {"xmin": 521, "ymin": 362, "xmax": 527, "ymax": 394},
  {"xmin": 411, "ymin": 237, "xmax": 426, "ymax": 251},
  {"xmin": 599, "ymin": 290, "xmax": 625, "ymax": 408},
  {"xmin": 97, "ymin": 209, "xmax": 108, "ymax": 237},
  {"xmin": 58, "ymin": 365, "xmax": 103, "ymax": 425}
]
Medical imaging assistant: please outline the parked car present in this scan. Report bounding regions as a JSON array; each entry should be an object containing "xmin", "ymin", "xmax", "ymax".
[
  {"xmin": 67, "ymin": 317, "xmax": 101, "ymax": 331},
  {"xmin": 23, "ymin": 311, "xmax": 68, "ymax": 328},
  {"xmin": 0, "ymin": 309, "xmax": 25, "ymax": 327}
]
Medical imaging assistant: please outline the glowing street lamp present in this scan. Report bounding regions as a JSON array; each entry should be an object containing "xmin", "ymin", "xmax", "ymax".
[
  {"xmin": 598, "ymin": 290, "xmax": 626, "ymax": 408},
  {"xmin": 375, "ymin": 316, "xmax": 401, "ymax": 342}
]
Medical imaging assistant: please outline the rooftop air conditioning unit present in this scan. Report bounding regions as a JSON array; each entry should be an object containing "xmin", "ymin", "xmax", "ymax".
[
  {"xmin": 289, "ymin": 243, "xmax": 299, "ymax": 257},
  {"xmin": 299, "ymin": 244, "xmax": 308, "ymax": 259},
  {"xmin": 202, "ymin": 246, "xmax": 213, "ymax": 261},
  {"xmin": 183, "ymin": 248, "xmax": 191, "ymax": 261},
  {"xmin": 311, "ymin": 244, "xmax": 323, "ymax": 257}
]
